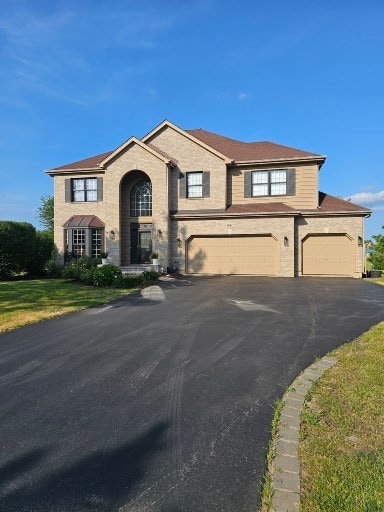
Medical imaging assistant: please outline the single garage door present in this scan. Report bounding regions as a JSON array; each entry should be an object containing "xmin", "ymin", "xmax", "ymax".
[
  {"xmin": 187, "ymin": 235, "xmax": 278, "ymax": 275},
  {"xmin": 302, "ymin": 234, "xmax": 354, "ymax": 276}
]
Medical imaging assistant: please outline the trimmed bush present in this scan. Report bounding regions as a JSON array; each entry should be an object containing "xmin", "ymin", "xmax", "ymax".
[
  {"xmin": 113, "ymin": 274, "xmax": 145, "ymax": 289},
  {"xmin": 143, "ymin": 270, "xmax": 160, "ymax": 282},
  {"xmin": 113, "ymin": 271, "xmax": 160, "ymax": 289},
  {"xmin": 92, "ymin": 265, "xmax": 122, "ymax": 287}
]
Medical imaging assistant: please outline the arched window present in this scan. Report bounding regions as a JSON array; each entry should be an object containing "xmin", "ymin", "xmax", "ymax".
[{"xmin": 130, "ymin": 180, "xmax": 152, "ymax": 216}]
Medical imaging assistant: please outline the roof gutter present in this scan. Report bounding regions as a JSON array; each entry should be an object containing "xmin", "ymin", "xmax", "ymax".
[{"xmin": 231, "ymin": 156, "xmax": 326, "ymax": 167}]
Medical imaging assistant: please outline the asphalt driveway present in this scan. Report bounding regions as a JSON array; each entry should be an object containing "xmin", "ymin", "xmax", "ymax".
[{"xmin": 0, "ymin": 277, "xmax": 383, "ymax": 511}]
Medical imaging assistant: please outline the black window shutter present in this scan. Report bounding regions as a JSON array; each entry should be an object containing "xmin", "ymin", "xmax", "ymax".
[
  {"xmin": 202, "ymin": 171, "xmax": 210, "ymax": 198},
  {"xmin": 244, "ymin": 171, "xmax": 252, "ymax": 198},
  {"xmin": 97, "ymin": 177, "xmax": 103, "ymax": 201},
  {"xmin": 65, "ymin": 179, "xmax": 72, "ymax": 202},
  {"xmin": 286, "ymin": 169, "xmax": 296, "ymax": 196},
  {"xmin": 179, "ymin": 172, "xmax": 186, "ymax": 198}
]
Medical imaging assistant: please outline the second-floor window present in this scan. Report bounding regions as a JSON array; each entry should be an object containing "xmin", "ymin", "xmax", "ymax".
[
  {"xmin": 179, "ymin": 171, "xmax": 210, "ymax": 199},
  {"xmin": 187, "ymin": 172, "xmax": 203, "ymax": 198},
  {"xmin": 72, "ymin": 178, "xmax": 97, "ymax": 202},
  {"xmin": 65, "ymin": 177, "xmax": 103, "ymax": 203},
  {"xmin": 252, "ymin": 170, "xmax": 287, "ymax": 197}
]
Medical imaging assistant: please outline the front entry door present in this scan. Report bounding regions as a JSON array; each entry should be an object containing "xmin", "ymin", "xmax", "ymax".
[{"xmin": 131, "ymin": 230, "xmax": 152, "ymax": 264}]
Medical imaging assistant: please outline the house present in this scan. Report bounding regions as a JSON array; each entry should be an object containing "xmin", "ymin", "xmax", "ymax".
[{"xmin": 46, "ymin": 120, "xmax": 370, "ymax": 277}]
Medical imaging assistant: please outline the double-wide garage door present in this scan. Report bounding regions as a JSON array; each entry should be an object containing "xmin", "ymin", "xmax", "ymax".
[
  {"xmin": 302, "ymin": 234, "xmax": 354, "ymax": 276},
  {"xmin": 187, "ymin": 235, "xmax": 278, "ymax": 275}
]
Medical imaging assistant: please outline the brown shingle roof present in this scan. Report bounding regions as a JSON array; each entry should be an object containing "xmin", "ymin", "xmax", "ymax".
[
  {"xmin": 186, "ymin": 129, "xmax": 323, "ymax": 162},
  {"xmin": 226, "ymin": 203, "xmax": 296, "ymax": 214},
  {"xmin": 307, "ymin": 192, "xmax": 371, "ymax": 213},
  {"xmin": 53, "ymin": 151, "xmax": 113, "ymax": 170},
  {"xmin": 63, "ymin": 215, "xmax": 105, "ymax": 228},
  {"xmin": 51, "ymin": 125, "xmax": 324, "ymax": 170}
]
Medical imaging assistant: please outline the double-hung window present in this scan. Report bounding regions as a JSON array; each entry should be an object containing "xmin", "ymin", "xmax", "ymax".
[
  {"xmin": 187, "ymin": 172, "xmax": 203, "ymax": 198},
  {"xmin": 251, "ymin": 170, "xmax": 288, "ymax": 197},
  {"xmin": 72, "ymin": 178, "xmax": 97, "ymax": 202}
]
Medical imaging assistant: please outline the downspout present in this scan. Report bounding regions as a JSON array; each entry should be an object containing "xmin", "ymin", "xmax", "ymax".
[{"xmin": 363, "ymin": 213, "xmax": 371, "ymax": 277}]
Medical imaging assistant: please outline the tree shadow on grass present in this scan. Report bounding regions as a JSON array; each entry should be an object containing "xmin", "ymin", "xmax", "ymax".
[{"xmin": 0, "ymin": 421, "xmax": 169, "ymax": 512}]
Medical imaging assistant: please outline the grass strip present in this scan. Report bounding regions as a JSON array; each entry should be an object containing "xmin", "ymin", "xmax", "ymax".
[
  {"xmin": 0, "ymin": 279, "xmax": 135, "ymax": 333},
  {"xmin": 260, "ymin": 398, "xmax": 285, "ymax": 511},
  {"xmin": 299, "ymin": 322, "xmax": 384, "ymax": 512}
]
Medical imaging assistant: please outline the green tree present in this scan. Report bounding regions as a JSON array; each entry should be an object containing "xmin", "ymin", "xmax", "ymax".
[
  {"xmin": 368, "ymin": 226, "xmax": 384, "ymax": 270},
  {"xmin": 0, "ymin": 221, "xmax": 54, "ymax": 279},
  {"xmin": 0, "ymin": 221, "xmax": 37, "ymax": 278},
  {"xmin": 36, "ymin": 195, "xmax": 54, "ymax": 234}
]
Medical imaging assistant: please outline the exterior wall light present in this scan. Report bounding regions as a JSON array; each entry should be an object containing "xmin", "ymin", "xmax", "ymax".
[
  {"xmin": 157, "ymin": 229, "xmax": 162, "ymax": 237},
  {"xmin": 358, "ymin": 236, "xmax": 363, "ymax": 246},
  {"xmin": 284, "ymin": 236, "xmax": 289, "ymax": 247},
  {"xmin": 177, "ymin": 238, "xmax": 182, "ymax": 248},
  {"xmin": 110, "ymin": 230, "xmax": 115, "ymax": 240}
]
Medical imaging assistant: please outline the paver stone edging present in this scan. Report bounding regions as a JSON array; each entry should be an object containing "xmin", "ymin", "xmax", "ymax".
[{"xmin": 269, "ymin": 356, "xmax": 336, "ymax": 512}]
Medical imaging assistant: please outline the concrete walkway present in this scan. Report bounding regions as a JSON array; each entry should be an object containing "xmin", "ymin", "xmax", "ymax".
[{"xmin": 270, "ymin": 356, "xmax": 336, "ymax": 512}]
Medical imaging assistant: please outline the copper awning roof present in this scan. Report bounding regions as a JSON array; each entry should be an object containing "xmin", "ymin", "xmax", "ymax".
[{"xmin": 63, "ymin": 215, "xmax": 105, "ymax": 228}]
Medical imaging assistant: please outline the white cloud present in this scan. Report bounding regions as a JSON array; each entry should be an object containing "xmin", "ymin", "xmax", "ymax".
[
  {"xmin": 238, "ymin": 93, "xmax": 251, "ymax": 101},
  {"xmin": 346, "ymin": 191, "xmax": 384, "ymax": 210}
]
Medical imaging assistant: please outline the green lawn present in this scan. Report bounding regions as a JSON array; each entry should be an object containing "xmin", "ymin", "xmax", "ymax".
[
  {"xmin": 299, "ymin": 322, "xmax": 384, "ymax": 512},
  {"xmin": 0, "ymin": 279, "xmax": 135, "ymax": 333}
]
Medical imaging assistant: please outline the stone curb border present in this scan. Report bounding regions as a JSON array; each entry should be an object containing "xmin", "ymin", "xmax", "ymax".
[{"xmin": 270, "ymin": 356, "xmax": 337, "ymax": 512}]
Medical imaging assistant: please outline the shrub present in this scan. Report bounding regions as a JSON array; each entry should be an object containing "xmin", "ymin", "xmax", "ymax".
[
  {"xmin": 45, "ymin": 259, "xmax": 63, "ymax": 278},
  {"xmin": 92, "ymin": 265, "xmax": 122, "ymax": 287},
  {"xmin": 112, "ymin": 271, "xmax": 159, "ymax": 289},
  {"xmin": 79, "ymin": 268, "xmax": 97, "ymax": 285},
  {"xmin": 143, "ymin": 270, "xmax": 160, "ymax": 282},
  {"xmin": 75, "ymin": 256, "xmax": 99, "ymax": 269},
  {"xmin": 113, "ymin": 274, "xmax": 145, "ymax": 289},
  {"xmin": 0, "ymin": 255, "xmax": 13, "ymax": 280},
  {"xmin": 29, "ymin": 231, "xmax": 54, "ymax": 276},
  {"xmin": 368, "ymin": 226, "xmax": 384, "ymax": 270},
  {"xmin": 61, "ymin": 257, "xmax": 99, "ymax": 281},
  {"xmin": 61, "ymin": 263, "xmax": 81, "ymax": 280},
  {"xmin": 0, "ymin": 221, "xmax": 37, "ymax": 279}
]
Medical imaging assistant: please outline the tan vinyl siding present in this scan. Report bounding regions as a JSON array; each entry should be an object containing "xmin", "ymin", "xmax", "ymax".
[{"xmin": 227, "ymin": 163, "xmax": 319, "ymax": 209}]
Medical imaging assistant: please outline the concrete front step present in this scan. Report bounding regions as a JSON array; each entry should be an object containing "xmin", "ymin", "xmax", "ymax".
[{"xmin": 121, "ymin": 265, "xmax": 150, "ymax": 275}]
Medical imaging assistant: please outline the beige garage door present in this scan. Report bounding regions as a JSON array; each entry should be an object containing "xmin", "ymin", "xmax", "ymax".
[
  {"xmin": 187, "ymin": 235, "xmax": 278, "ymax": 275},
  {"xmin": 302, "ymin": 235, "xmax": 354, "ymax": 276}
]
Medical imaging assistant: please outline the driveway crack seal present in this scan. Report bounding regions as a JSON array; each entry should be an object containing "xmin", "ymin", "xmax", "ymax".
[{"xmin": 269, "ymin": 356, "xmax": 336, "ymax": 512}]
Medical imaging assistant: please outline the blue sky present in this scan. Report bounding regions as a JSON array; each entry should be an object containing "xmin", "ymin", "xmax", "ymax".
[{"xmin": 0, "ymin": 0, "xmax": 383, "ymax": 238}]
